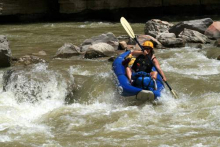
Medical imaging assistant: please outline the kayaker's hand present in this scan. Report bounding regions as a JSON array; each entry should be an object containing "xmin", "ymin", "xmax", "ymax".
[
  {"xmin": 163, "ymin": 77, "xmax": 167, "ymax": 82},
  {"xmin": 143, "ymin": 50, "xmax": 148, "ymax": 56}
]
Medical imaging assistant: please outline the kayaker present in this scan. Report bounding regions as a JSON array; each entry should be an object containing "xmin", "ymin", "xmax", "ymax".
[{"xmin": 125, "ymin": 41, "xmax": 167, "ymax": 84}]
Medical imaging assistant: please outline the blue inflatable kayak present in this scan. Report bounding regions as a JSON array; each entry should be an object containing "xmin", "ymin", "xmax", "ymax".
[{"xmin": 112, "ymin": 51, "xmax": 164, "ymax": 101}]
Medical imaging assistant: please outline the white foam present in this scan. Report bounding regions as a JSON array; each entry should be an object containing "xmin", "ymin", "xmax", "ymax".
[{"xmin": 159, "ymin": 48, "xmax": 220, "ymax": 76}]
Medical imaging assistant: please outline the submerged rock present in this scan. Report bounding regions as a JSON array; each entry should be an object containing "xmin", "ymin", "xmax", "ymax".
[
  {"xmin": 13, "ymin": 55, "xmax": 46, "ymax": 66},
  {"xmin": 0, "ymin": 35, "xmax": 12, "ymax": 67},
  {"xmin": 3, "ymin": 64, "xmax": 75, "ymax": 103},
  {"xmin": 32, "ymin": 50, "xmax": 47, "ymax": 56}
]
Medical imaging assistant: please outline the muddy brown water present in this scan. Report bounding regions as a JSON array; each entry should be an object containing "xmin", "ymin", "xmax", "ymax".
[{"xmin": 0, "ymin": 21, "xmax": 220, "ymax": 147}]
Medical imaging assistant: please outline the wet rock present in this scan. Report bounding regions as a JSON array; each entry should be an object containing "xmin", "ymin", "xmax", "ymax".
[
  {"xmin": 32, "ymin": 50, "xmax": 47, "ymax": 56},
  {"xmin": 135, "ymin": 35, "xmax": 162, "ymax": 50},
  {"xmin": 127, "ymin": 37, "xmax": 136, "ymax": 45},
  {"xmin": 179, "ymin": 28, "xmax": 209, "ymax": 43},
  {"xmin": 156, "ymin": 33, "xmax": 176, "ymax": 39},
  {"xmin": 156, "ymin": 33, "xmax": 185, "ymax": 48},
  {"xmin": 0, "ymin": 35, "xmax": 11, "ymax": 67},
  {"xmin": 81, "ymin": 32, "xmax": 119, "ymax": 52},
  {"xmin": 117, "ymin": 35, "xmax": 129, "ymax": 40},
  {"xmin": 196, "ymin": 44, "xmax": 203, "ymax": 49},
  {"xmin": 108, "ymin": 56, "xmax": 116, "ymax": 62},
  {"xmin": 145, "ymin": 19, "xmax": 173, "ymax": 38},
  {"xmin": 84, "ymin": 50, "xmax": 106, "ymax": 59},
  {"xmin": 84, "ymin": 43, "xmax": 115, "ymax": 59},
  {"xmin": 169, "ymin": 18, "xmax": 213, "ymax": 36},
  {"xmin": 3, "ymin": 64, "xmax": 75, "ymax": 103},
  {"xmin": 158, "ymin": 38, "xmax": 185, "ymax": 48},
  {"xmin": 14, "ymin": 55, "xmax": 46, "ymax": 66},
  {"xmin": 217, "ymin": 55, "xmax": 220, "ymax": 60},
  {"xmin": 214, "ymin": 39, "xmax": 220, "ymax": 47},
  {"xmin": 119, "ymin": 41, "xmax": 127, "ymax": 50},
  {"xmin": 54, "ymin": 43, "xmax": 80, "ymax": 58},
  {"xmin": 205, "ymin": 22, "xmax": 220, "ymax": 39}
]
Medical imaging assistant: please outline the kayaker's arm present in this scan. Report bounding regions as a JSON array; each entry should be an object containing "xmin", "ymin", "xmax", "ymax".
[
  {"xmin": 153, "ymin": 58, "xmax": 167, "ymax": 81},
  {"xmin": 131, "ymin": 50, "xmax": 142, "ymax": 56}
]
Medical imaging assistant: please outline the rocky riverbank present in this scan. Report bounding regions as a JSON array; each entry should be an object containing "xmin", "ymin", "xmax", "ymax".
[{"xmin": 1, "ymin": 17, "xmax": 220, "ymax": 68}]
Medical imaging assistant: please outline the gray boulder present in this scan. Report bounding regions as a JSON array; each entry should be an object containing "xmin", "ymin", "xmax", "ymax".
[
  {"xmin": 145, "ymin": 19, "xmax": 173, "ymax": 38},
  {"xmin": 81, "ymin": 32, "xmax": 119, "ymax": 52},
  {"xmin": 3, "ymin": 65, "xmax": 75, "ymax": 103},
  {"xmin": 159, "ymin": 38, "xmax": 185, "ymax": 48},
  {"xmin": 169, "ymin": 18, "xmax": 213, "ymax": 36},
  {"xmin": 156, "ymin": 33, "xmax": 185, "ymax": 48},
  {"xmin": 0, "ymin": 35, "xmax": 12, "ymax": 67},
  {"xmin": 179, "ymin": 28, "xmax": 209, "ymax": 43},
  {"xmin": 54, "ymin": 43, "xmax": 80, "ymax": 58},
  {"xmin": 135, "ymin": 35, "xmax": 162, "ymax": 50},
  {"xmin": 84, "ymin": 43, "xmax": 115, "ymax": 59},
  {"xmin": 156, "ymin": 33, "xmax": 176, "ymax": 40}
]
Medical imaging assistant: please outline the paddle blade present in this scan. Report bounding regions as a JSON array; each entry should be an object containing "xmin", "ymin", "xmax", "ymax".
[
  {"xmin": 171, "ymin": 89, "xmax": 178, "ymax": 99},
  {"xmin": 120, "ymin": 17, "xmax": 135, "ymax": 39}
]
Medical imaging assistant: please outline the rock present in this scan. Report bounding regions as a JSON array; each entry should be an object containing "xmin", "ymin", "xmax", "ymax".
[
  {"xmin": 214, "ymin": 39, "xmax": 220, "ymax": 47},
  {"xmin": 169, "ymin": 18, "xmax": 213, "ymax": 36},
  {"xmin": 145, "ymin": 19, "xmax": 173, "ymax": 37},
  {"xmin": 217, "ymin": 55, "xmax": 220, "ymax": 60},
  {"xmin": 84, "ymin": 43, "xmax": 115, "ymax": 59},
  {"xmin": 117, "ymin": 35, "xmax": 130, "ymax": 40},
  {"xmin": 134, "ymin": 35, "xmax": 162, "ymax": 50},
  {"xmin": 0, "ymin": 35, "xmax": 11, "ymax": 67},
  {"xmin": 84, "ymin": 50, "xmax": 106, "ymax": 59},
  {"xmin": 196, "ymin": 44, "xmax": 203, "ymax": 49},
  {"xmin": 119, "ymin": 41, "xmax": 127, "ymax": 50},
  {"xmin": 81, "ymin": 32, "xmax": 119, "ymax": 52},
  {"xmin": 127, "ymin": 37, "xmax": 136, "ymax": 45},
  {"xmin": 108, "ymin": 56, "xmax": 116, "ymax": 62},
  {"xmin": 205, "ymin": 22, "xmax": 220, "ymax": 39},
  {"xmin": 179, "ymin": 28, "xmax": 209, "ymax": 43},
  {"xmin": 156, "ymin": 33, "xmax": 176, "ymax": 39},
  {"xmin": 156, "ymin": 33, "xmax": 185, "ymax": 48},
  {"xmin": 32, "ymin": 50, "xmax": 47, "ymax": 56},
  {"xmin": 14, "ymin": 55, "xmax": 46, "ymax": 66},
  {"xmin": 54, "ymin": 43, "xmax": 80, "ymax": 58},
  {"xmin": 127, "ymin": 45, "xmax": 135, "ymax": 50},
  {"xmin": 158, "ymin": 38, "xmax": 185, "ymax": 48},
  {"xmin": 3, "ymin": 65, "xmax": 75, "ymax": 103}
]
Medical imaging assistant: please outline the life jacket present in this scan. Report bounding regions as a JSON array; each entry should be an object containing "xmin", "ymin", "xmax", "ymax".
[
  {"xmin": 132, "ymin": 54, "xmax": 154, "ymax": 73},
  {"xmin": 122, "ymin": 54, "xmax": 136, "ymax": 67}
]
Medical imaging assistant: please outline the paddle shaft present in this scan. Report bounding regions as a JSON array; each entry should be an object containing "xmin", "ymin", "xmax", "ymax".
[{"xmin": 134, "ymin": 37, "xmax": 173, "ymax": 91}]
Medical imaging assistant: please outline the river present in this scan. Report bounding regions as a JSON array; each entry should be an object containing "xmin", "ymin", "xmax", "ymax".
[{"xmin": 0, "ymin": 21, "xmax": 220, "ymax": 147}]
